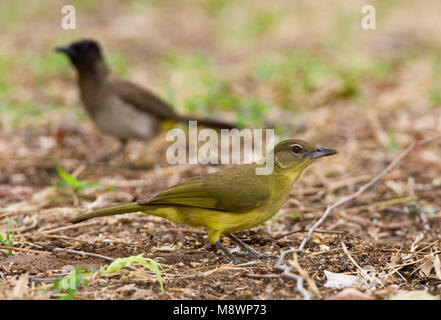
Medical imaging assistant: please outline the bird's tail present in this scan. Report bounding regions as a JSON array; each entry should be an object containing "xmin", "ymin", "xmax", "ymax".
[
  {"xmin": 179, "ymin": 116, "xmax": 237, "ymax": 130},
  {"xmin": 71, "ymin": 203, "xmax": 145, "ymax": 224}
]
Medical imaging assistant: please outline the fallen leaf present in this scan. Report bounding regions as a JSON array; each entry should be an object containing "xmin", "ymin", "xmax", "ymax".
[{"xmin": 324, "ymin": 270, "xmax": 360, "ymax": 289}]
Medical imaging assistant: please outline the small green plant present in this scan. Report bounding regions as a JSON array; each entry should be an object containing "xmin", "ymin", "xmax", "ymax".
[
  {"xmin": 30, "ymin": 53, "xmax": 70, "ymax": 78},
  {"xmin": 53, "ymin": 267, "xmax": 92, "ymax": 300},
  {"xmin": 429, "ymin": 54, "xmax": 441, "ymax": 105},
  {"xmin": 387, "ymin": 131, "xmax": 399, "ymax": 152},
  {"xmin": 0, "ymin": 231, "xmax": 15, "ymax": 254},
  {"xmin": 101, "ymin": 254, "xmax": 165, "ymax": 293},
  {"xmin": 429, "ymin": 90, "xmax": 441, "ymax": 105},
  {"xmin": 55, "ymin": 165, "xmax": 103, "ymax": 193},
  {"xmin": 107, "ymin": 51, "xmax": 130, "ymax": 77},
  {"xmin": 235, "ymin": 98, "xmax": 270, "ymax": 127},
  {"xmin": 287, "ymin": 213, "xmax": 300, "ymax": 219},
  {"xmin": 249, "ymin": 10, "xmax": 278, "ymax": 37},
  {"xmin": 51, "ymin": 255, "xmax": 165, "ymax": 300}
]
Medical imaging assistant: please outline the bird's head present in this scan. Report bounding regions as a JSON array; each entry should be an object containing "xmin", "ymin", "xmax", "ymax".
[
  {"xmin": 273, "ymin": 139, "xmax": 337, "ymax": 172},
  {"xmin": 55, "ymin": 39, "xmax": 104, "ymax": 73}
]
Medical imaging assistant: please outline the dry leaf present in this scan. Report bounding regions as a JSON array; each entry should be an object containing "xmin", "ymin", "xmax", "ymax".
[{"xmin": 324, "ymin": 270, "xmax": 360, "ymax": 289}]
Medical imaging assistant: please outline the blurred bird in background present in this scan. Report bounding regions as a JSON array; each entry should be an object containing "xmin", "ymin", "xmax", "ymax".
[{"xmin": 56, "ymin": 39, "xmax": 236, "ymax": 162}]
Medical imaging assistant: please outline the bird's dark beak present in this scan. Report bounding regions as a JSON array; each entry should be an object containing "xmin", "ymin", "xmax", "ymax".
[
  {"xmin": 309, "ymin": 147, "xmax": 338, "ymax": 159},
  {"xmin": 55, "ymin": 45, "xmax": 72, "ymax": 55}
]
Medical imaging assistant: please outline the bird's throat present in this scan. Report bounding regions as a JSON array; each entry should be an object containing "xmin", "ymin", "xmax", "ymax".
[{"xmin": 276, "ymin": 159, "xmax": 314, "ymax": 182}]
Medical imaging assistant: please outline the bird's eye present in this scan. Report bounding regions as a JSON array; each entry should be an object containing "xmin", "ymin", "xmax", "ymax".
[{"xmin": 291, "ymin": 144, "xmax": 302, "ymax": 154}]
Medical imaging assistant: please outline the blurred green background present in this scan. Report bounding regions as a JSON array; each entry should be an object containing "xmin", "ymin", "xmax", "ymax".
[{"xmin": 0, "ymin": 0, "xmax": 440, "ymax": 143}]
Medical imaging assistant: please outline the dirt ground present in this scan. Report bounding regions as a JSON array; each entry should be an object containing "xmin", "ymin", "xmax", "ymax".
[{"xmin": 1, "ymin": 0, "xmax": 441, "ymax": 300}]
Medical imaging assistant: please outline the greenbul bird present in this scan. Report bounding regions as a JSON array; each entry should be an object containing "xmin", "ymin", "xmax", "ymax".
[
  {"xmin": 55, "ymin": 39, "xmax": 235, "ymax": 162},
  {"xmin": 71, "ymin": 139, "xmax": 337, "ymax": 263}
]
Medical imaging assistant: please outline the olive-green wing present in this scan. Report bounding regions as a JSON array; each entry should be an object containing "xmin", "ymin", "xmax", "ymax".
[
  {"xmin": 139, "ymin": 166, "xmax": 271, "ymax": 213},
  {"xmin": 111, "ymin": 77, "xmax": 182, "ymax": 121}
]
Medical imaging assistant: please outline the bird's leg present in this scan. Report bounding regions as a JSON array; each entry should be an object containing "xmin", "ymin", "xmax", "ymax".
[
  {"xmin": 98, "ymin": 141, "xmax": 127, "ymax": 163},
  {"xmin": 229, "ymin": 234, "xmax": 276, "ymax": 259},
  {"xmin": 215, "ymin": 240, "xmax": 241, "ymax": 265}
]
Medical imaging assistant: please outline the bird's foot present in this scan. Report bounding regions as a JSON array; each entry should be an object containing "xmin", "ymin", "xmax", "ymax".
[
  {"xmin": 216, "ymin": 240, "xmax": 243, "ymax": 265},
  {"xmin": 216, "ymin": 237, "xmax": 275, "ymax": 265},
  {"xmin": 228, "ymin": 234, "xmax": 276, "ymax": 260}
]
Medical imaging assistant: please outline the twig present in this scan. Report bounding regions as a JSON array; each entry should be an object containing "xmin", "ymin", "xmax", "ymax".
[
  {"xmin": 52, "ymin": 248, "xmax": 115, "ymax": 262},
  {"xmin": 0, "ymin": 246, "xmax": 51, "ymax": 255},
  {"xmin": 383, "ymin": 257, "xmax": 426, "ymax": 269},
  {"xmin": 275, "ymin": 227, "xmax": 344, "ymax": 239},
  {"xmin": 400, "ymin": 240, "xmax": 440, "ymax": 262},
  {"xmin": 289, "ymin": 253, "xmax": 322, "ymax": 298},
  {"xmin": 245, "ymin": 274, "xmax": 280, "ymax": 279},
  {"xmin": 42, "ymin": 234, "xmax": 93, "ymax": 243},
  {"xmin": 383, "ymin": 251, "xmax": 408, "ymax": 283},
  {"xmin": 0, "ymin": 212, "xmax": 13, "ymax": 219},
  {"xmin": 275, "ymin": 250, "xmax": 312, "ymax": 300},
  {"xmin": 306, "ymin": 247, "xmax": 343, "ymax": 256},
  {"xmin": 339, "ymin": 211, "xmax": 409, "ymax": 230},
  {"xmin": 41, "ymin": 234, "xmax": 133, "ymax": 245},
  {"xmin": 40, "ymin": 221, "xmax": 97, "ymax": 234},
  {"xmin": 29, "ymin": 274, "xmax": 71, "ymax": 283},
  {"xmin": 377, "ymin": 249, "xmax": 441, "ymax": 255},
  {"xmin": 346, "ymin": 196, "xmax": 415, "ymax": 213},
  {"xmin": 341, "ymin": 241, "xmax": 371, "ymax": 283},
  {"xmin": 71, "ymin": 165, "xmax": 86, "ymax": 178}
]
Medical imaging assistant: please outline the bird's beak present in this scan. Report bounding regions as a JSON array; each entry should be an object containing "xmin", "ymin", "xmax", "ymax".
[
  {"xmin": 309, "ymin": 147, "xmax": 338, "ymax": 159},
  {"xmin": 55, "ymin": 45, "xmax": 72, "ymax": 55}
]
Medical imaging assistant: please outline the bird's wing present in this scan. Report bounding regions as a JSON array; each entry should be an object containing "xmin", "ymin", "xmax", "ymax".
[
  {"xmin": 111, "ymin": 77, "xmax": 182, "ymax": 121},
  {"xmin": 111, "ymin": 76, "xmax": 236, "ymax": 129},
  {"xmin": 139, "ymin": 166, "xmax": 271, "ymax": 213}
]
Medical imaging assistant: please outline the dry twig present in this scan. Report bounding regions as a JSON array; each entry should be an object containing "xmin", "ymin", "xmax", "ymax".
[
  {"xmin": 289, "ymin": 253, "xmax": 322, "ymax": 298},
  {"xmin": 275, "ymin": 250, "xmax": 312, "ymax": 300},
  {"xmin": 52, "ymin": 248, "xmax": 115, "ymax": 262},
  {"xmin": 0, "ymin": 246, "xmax": 51, "ymax": 255},
  {"xmin": 40, "ymin": 221, "xmax": 97, "ymax": 234}
]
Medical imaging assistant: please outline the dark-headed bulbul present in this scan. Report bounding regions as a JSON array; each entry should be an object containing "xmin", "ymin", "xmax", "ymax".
[{"xmin": 56, "ymin": 39, "xmax": 236, "ymax": 161}]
